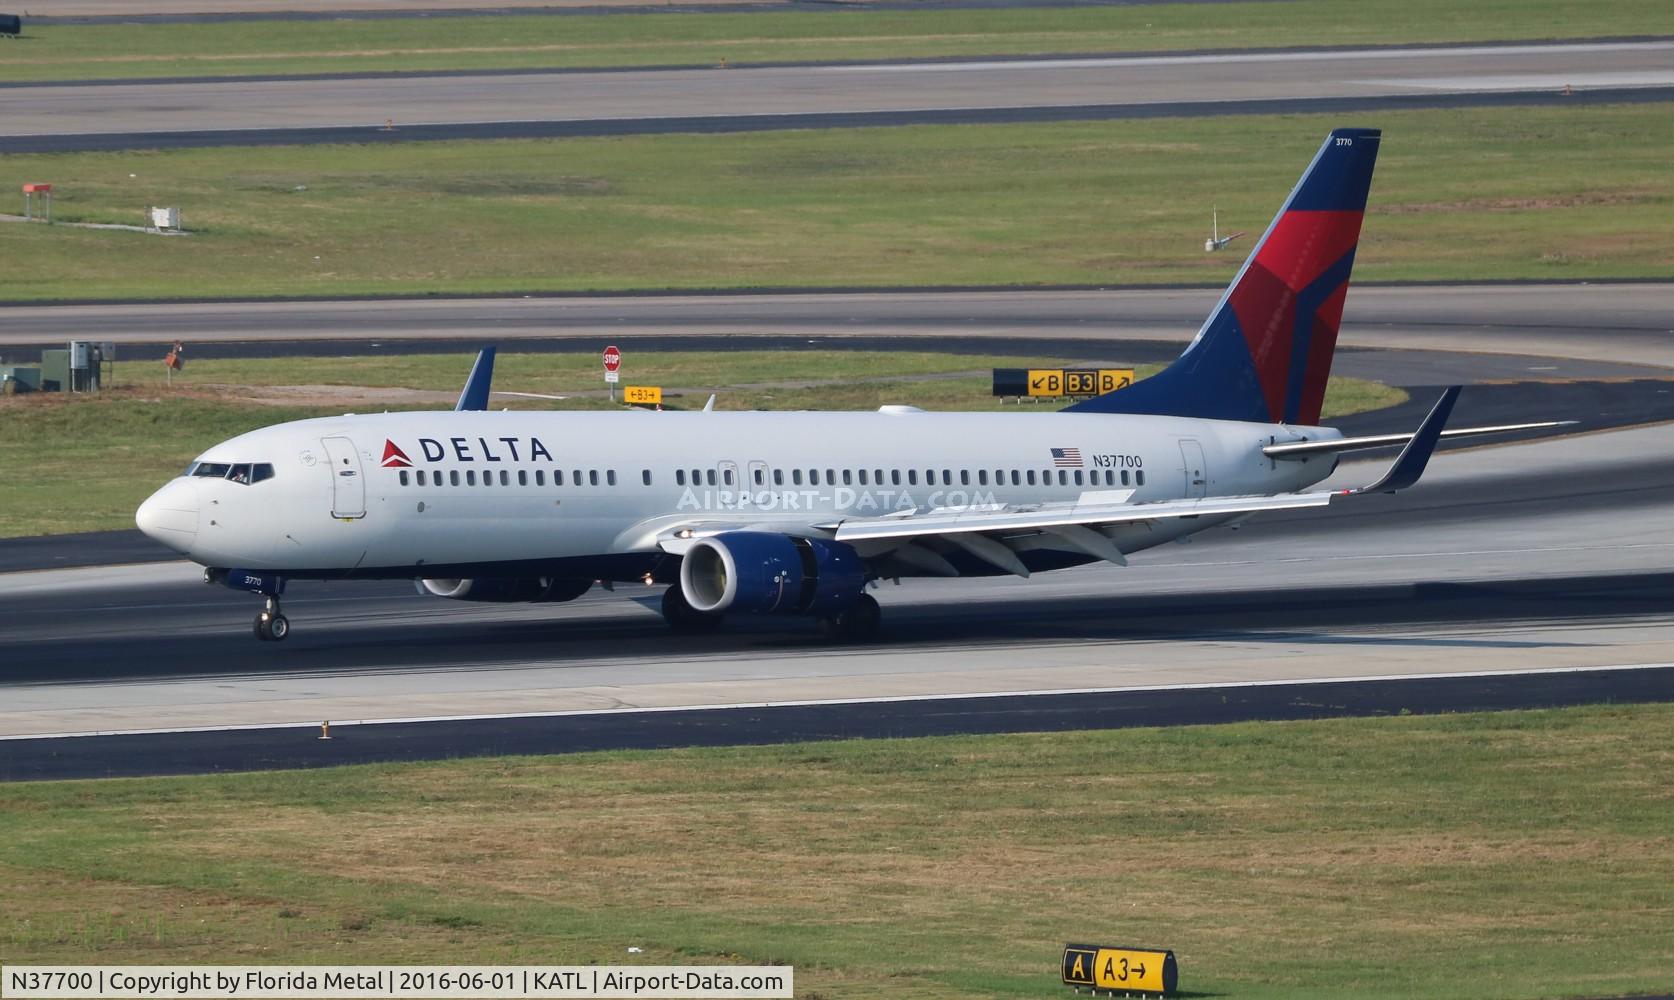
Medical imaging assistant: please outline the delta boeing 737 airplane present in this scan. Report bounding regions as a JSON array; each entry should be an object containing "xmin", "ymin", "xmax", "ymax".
[{"xmin": 135, "ymin": 128, "xmax": 1552, "ymax": 642}]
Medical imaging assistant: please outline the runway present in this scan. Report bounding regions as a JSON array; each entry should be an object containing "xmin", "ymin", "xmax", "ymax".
[
  {"xmin": 3, "ymin": 41, "xmax": 1670, "ymax": 152},
  {"xmin": 3, "ymin": 423, "xmax": 1671, "ymax": 766},
  {"xmin": 5, "ymin": 284, "xmax": 1673, "ymax": 368}
]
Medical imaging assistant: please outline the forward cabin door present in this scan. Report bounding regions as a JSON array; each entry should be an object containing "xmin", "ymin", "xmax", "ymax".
[
  {"xmin": 1179, "ymin": 439, "xmax": 1208, "ymax": 499},
  {"xmin": 321, "ymin": 436, "xmax": 366, "ymax": 518}
]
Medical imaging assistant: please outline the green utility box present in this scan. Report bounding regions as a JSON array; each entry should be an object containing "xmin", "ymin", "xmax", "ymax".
[
  {"xmin": 38, "ymin": 349, "xmax": 69, "ymax": 392},
  {"xmin": 1, "ymin": 366, "xmax": 42, "ymax": 393}
]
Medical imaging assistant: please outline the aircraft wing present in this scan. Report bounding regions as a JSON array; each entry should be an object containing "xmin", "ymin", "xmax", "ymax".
[
  {"xmin": 654, "ymin": 388, "xmax": 1463, "ymax": 575},
  {"xmin": 833, "ymin": 491, "xmax": 1330, "ymax": 542}
]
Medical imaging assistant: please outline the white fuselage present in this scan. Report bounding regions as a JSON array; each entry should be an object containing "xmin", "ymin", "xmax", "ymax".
[{"xmin": 136, "ymin": 408, "xmax": 1340, "ymax": 578}]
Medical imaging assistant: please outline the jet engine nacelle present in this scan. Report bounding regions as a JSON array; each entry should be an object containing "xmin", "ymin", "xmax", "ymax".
[
  {"xmin": 679, "ymin": 532, "xmax": 865, "ymax": 616},
  {"xmin": 417, "ymin": 577, "xmax": 593, "ymax": 603}
]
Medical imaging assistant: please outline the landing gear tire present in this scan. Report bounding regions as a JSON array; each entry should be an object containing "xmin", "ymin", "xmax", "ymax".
[
  {"xmin": 253, "ymin": 595, "xmax": 289, "ymax": 642},
  {"xmin": 662, "ymin": 585, "xmax": 723, "ymax": 633},
  {"xmin": 821, "ymin": 593, "xmax": 881, "ymax": 642}
]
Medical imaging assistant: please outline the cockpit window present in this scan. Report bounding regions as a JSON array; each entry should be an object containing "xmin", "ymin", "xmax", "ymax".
[{"xmin": 186, "ymin": 461, "xmax": 274, "ymax": 484}]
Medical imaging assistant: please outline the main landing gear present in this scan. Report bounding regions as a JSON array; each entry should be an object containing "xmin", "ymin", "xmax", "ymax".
[
  {"xmin": 820, "ymin": 593, "xmax": 881, "ymax": 642},
  {"xmin": 661, "ymin": 585, "xmax": 723, "ymax": 633},
  {"xmin": 254, "ymin": 594, "xmax": 289, "ymax": 642}
]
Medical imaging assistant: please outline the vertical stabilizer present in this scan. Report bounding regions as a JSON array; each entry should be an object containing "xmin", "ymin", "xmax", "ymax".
[{"xmin": 1069, "ymin": 128, "xmax": 1381, "ymax": 425}]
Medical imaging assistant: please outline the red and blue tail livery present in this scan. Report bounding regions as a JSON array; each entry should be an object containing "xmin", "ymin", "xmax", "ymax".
[{"xmin": 1069, "ymin": 127, "xmax": 1381, "ymax": 426}]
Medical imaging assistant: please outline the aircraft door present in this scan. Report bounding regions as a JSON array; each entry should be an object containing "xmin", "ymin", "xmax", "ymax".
[
  {"xmin": 747, "ymin": 460, "xmax": 770, "ymax": 505},
  {"xmin": 321, "ymin": 436, "xmax": 367, "ymax": 518},
  {"xmin": 1179, "ymin": 439, "xmax": 1208, "ymax": 498},
  {"xmin": 717, "ymin": 460, "xmax": 741, "ymax": 505}
]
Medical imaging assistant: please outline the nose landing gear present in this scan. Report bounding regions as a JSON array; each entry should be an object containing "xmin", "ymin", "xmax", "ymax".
[
  {"xmin": 206, "ymin": 568, "xmax": 291, "ymax": 642},
  {"xmin": 254, "ymin": 595, "xmax": 290, "ymax": 642}
]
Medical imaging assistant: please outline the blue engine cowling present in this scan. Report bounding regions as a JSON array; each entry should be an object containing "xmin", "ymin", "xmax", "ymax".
[
  {"xmin": 417, "ymin": 577, "xmax": 593, "ymax": 603},
  {"xmin": 680, "ymin": 532, "xmax": 865, "ymax": 616}
]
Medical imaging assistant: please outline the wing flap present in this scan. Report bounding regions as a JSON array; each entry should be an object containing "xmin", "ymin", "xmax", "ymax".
[{"xmin": 833, "ymin": 491, "xmax": 1332, "ymax": 543}]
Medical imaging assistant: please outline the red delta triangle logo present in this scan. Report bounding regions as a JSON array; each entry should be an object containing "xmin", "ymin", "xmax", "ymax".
[{"xmin": 381, "ymin": 440, "xmax": 413, "ymax": 468}]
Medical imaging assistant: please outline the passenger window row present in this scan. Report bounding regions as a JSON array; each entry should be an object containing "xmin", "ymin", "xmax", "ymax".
[{"xmin": 393, "ymin": 465, "xmax": 1147, "ymax": 490}]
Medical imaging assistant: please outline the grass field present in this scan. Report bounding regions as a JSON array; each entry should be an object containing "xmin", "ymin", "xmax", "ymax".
[
  {"xmin": 0, "ymin": 350, "xmax": 1403, "ymax": 537},
  {"xmin": 2, "ymin": 704, "xmax": 1671, "ymax": 997},
  {"xmin": 4, "ymin": 0, "xmax": 1668, "ymax": 82},
  {"xmin": 1, "ymin": 104, "xmax": 1669, "ymax": 301}
]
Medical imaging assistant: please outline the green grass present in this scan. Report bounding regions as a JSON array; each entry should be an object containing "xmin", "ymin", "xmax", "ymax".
[
  {"xmin": 0, "ymin": 351, "xmax": 1403, "ymax": 537},
  {"xmin": 2, "ymin": 103, "xmax": 1669, "ymax": 302},
  {"xmin": 2, "ymin": 704, "xmax": 1671, "ymax": 998},
  {"xmin": 3, "ymin": 0, "xmax": 1668, "ymax": 82}
]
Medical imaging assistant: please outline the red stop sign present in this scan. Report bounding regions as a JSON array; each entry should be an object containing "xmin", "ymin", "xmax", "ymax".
[{"xmin": 603, "ymin": 346, "xmax": 622, "ymax": 372}]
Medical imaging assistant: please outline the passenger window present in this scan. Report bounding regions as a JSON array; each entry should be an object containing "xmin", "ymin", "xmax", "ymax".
[
  {"xmin": 753, "ymin": 467, "xmax": 764, "ymax": 486},
  {"xmin": 518, "ymin": 470, "xmax": 528, "ymax": 486},
  {"xmin": 722, "ymin": 468, "xmax": 733, "ymax": 486},
  {"xmin": 1136, "ymin": 470, "xmax": 1146, "ymax": 487},
  {"xmin": 451, "ymin": 470, "xmax": 460, "ymax": 486},
  {"xmin": 842, "ymin": 469, "xmax": 853, "ymax": 485},
  {"xmin": 1025, "ymin": 470, "xmax": 1036, "ymax": 486},
  {"xmin": 874, "ymin": 469, "xmax": 884, "ymax": 485},
  {"xmin": 943, "ymin": 470, "xmax": 952, "ymax": 486},
  {"xmin": 858, "ymin": 469, "xmax": 869, "ymax": 486},
  {"xmin": 607, "ymin": 470, "xmax": 617, "ymax": 486},
  {"xmin": 808, "ymin": 469, "xmax": 820, "ymax": 486},
  {"xmin": 416, "ymin": 470, "xmax": 427, "ymax": 486},
  {"xmin": 774, "ymin": 469, "xmax": 784, "ymax": 486},
  {"xmin": 826, "ymin": 468, "xmax": 836, "ymax": 484},
  {"xmin": 676, "ymin": 469, "xmax": 686, "ymax": 486},
  {"xmin": 793, "ymin": 469, "xmax": 803, "ymax": 486},
  {"xmin": 978, "ymin": 470, "xmax": 988, "ymax": 486},
  {"xmin": 500, "ymin": 470, "xmax": 510, "ymax": 486},
  {"xmin": 642, "ymin": 470, "xmax": 652, "ymax": 486},
  {"xmin": 434, "ymin": 471, "xmax": 444, "ymax": 489},
  {"xmin": 399, "ymin": 470, "xmax": 409, "ymax": 486},
  {"xmin": 590, "ymin": 470, "xmax": 600, "ymax": 486},
  {"xmin": 891, "ymin": 470, "xmax": 901, "ymax": 486},
  {"xmin": 704, "ymin": 469, "xmax": 715, "ymax": 487},
  {"xmin": 554, "ymin": 470, "xmax": 564, "ymax": 486},
  {"xmin": 908, "ymin": 470, "xmax": 918, "ymax": 486},
  {"xmin": 535, "ymin": 470, "xmax": 545, "ymax": 486},
  {"xmin": 466, "ymin": 470, "xmax": 476, "ymax": 486},
  {"xmin": 1058, "ymin": 470, "xmax": 1068, "ymax": 486},
  {"xmin": 574, "ymin": 470, "xmax": 584, "ymax": 485},
  {"xmin": 1121, "ymin": 470, "xmax": 1130, "ymax": 486},
  {"xmin": 483, "ymin": 472, "xmax": 492, "ymax": 488},
  {"xmin": 960, "ymin": 470, "xmax": 970, "ymax": 486}
]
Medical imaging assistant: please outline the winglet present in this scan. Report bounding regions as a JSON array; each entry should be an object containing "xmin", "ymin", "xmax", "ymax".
[
  {"xmin": 1348, "ymin": 386, "xmax": 1461, "ymax": 494},
  {"xmin": 455, "ymin": 347, "xmax": 496, "ymax": 412}
]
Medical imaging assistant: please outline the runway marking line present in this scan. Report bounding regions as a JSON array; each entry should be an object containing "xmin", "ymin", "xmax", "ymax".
[{"xmin": 2, "ymin": 660, "xmax": 1668, "ymax": 742}]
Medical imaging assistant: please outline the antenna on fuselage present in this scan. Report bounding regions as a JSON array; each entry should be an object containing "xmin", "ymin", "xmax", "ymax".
[{"xmin": 703, "ymin": 394, "xmax": 717, "ymax": 413}]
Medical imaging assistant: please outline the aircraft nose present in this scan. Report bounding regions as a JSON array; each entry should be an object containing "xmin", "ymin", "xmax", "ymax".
[{"xmin": 136, "ymin": 479, "xmax": 199, "ymax": 553}]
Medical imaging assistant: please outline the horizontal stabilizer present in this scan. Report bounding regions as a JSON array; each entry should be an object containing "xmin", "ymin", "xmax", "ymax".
[{"xmin": 1265, "ymin": 420, "xmax": 1575, "ymax": 459}]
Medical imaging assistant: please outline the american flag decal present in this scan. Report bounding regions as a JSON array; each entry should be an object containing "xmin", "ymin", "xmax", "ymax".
[{"xmin": 1050, "ymin": 447, "xmax": 1083, "ymax": 468}]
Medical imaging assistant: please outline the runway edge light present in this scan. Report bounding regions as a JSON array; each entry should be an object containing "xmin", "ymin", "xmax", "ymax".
[{"xmin": 1062, "ymin": 943, "xmax": 1177, "ymax": 997}]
